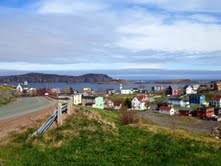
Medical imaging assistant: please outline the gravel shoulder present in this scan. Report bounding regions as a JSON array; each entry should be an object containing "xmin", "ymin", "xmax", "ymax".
[{"xmin": 137, "ymin": 111, "xmax": 218, "ymax": 135}]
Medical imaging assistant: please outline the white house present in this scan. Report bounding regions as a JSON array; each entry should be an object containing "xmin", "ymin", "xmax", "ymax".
[
  {"xmin": 113, "ymin": 102, "xmax": 122, "ymax": 110},
  {"xmin": 72, "ymin": 93, "xmax": 82, "ymax": 105},
  {"xmin": 159, "ymin": 106, "xmax": 175, "ymax": 116},
  {"xmin": 168, "ymin": 98, "xmax": 181, "ymax": 106},
  {"xmin": 180, "ymin": 99, "xmax": 190, "ymax": 107},
  {"xmin": 121, "ymin": 88, "xmax": 133, "ymax": 94},
  {"xmin": 168, "ymin": 98, "xmax": 189, "ymax": 108},
  {"xmin": 120, "ymin": 84, "xmax": 133, "ymax": 94},
  {"xmin": 186, "ymin": 86, "xmax": 197, "ymax": 94},
  {"xmin": 131, "ymin": 96, "xmax": 147, "ymax": 110},
  {"xmin": 16, "ymin": 83, "xmax": 29, "ymax": 93},
  {"xmin": 210, "ymin": 97, "xmax": 221, "ymax": 108}
]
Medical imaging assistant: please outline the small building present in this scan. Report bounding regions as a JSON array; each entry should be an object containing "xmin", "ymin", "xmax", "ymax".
[
  {"xmin": 132, "ymin": 88, "xmax": 139, "ymax": 93},
  {"xmin": 168, "ymin": 98, "xmax": 182, "ymax": 106},
  {"xmin": 72, "ymin": 93, "xmax": 82, "ymax": 105},
  {"xmin": 166, "ymin": 85, "xmax": 179, "ymax": 96},
  {"xmin": 93, "ymin": 96, "xmax": 104, "ymax": 109},
  {"xmin": 168, "ymin": 98, "xmax": 189, "ymax": 107},
  {"xmin": 120, "ymin": 88, "xmax": 133, "ymax": 95},
  {"xmin": 210, "ymin": 96, "xmax": 221, "ymax": 108},
  {"xmin": 113, "ymin": 102, "xmax": 122, "ymax": 110},
  {"xmin": 214, "ymin": 108, "xmax": 221, "ymax": 116},
  {"xmin": 180, "ymin": 99, "xmax": 190, "ymax": 107},
  {"xmin": 159, "ymin": 106, "xmax": 175, "ymax": 116},
  {"xmin": 198, "ymin": 84, "xmax": 214, "ymax": 92},
  {"xmin": 82, "ymin": 96, "xmax": 96, "ymax": 106},
  {"xmin": 106, "ymin": 89, "xmax": 116, "ymax": 95},
  {"xmin": 82, "ymin": 96, "xmax": 104, "ymax": 109},
  {"xmin": 197, "ymin": 107, "xmax": 215, "ymax": 119},
  {"xmin": 215, "ymin": 81, "xmax": 221, "ymax": 91},
  {"xmin": 139, "ymin": 89, "xmax": 149, "ymax": 94},
  {"xmin": 152, "ymin": 86, "xmax": 166, "ymax": 92},
  {"xmin": 83, "ymin": 87, "xmax": 92, "ymax": 93},
  {"xmin": 179, "ymin": 108, "xmax": 192, "ymax": 116},
  {"xmin": 156, "ymin": 103, "xmax": 169, "ymax": 110},
  {"xmin": 131, "ymin": 96, "xmax": 147, "ymax": 110},
  {"xmin": 104, "ymin": 99, "xmax": 114, "ymax": 109},
  {"xmin": 186, "ymin": 86, "xmax": 197, "ymax": 95},
  {"xmin": 189, "ymin": 94, "xmax": 206, "ymax": 104},
  {"xmin": 16, "ymin": 83, "xmax": 29, "ymax": 93},
  {"xmin": 120, "ymin": 84, "xmax": 133, "ymax": 94}
]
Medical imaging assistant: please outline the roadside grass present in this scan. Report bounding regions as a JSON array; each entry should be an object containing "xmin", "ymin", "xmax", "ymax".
[
  {"xmin": 0, "ymin": 98, "xmax": 16, "ymax": 107},
  {"xmin": 154, "ymin": 96, "xmax": 166, "ymax": 104},
  {"xmin": 1, "ymin": 107, "xmax": 221, "ymax": 165},
  {"xmin": 0, "ymin": 85, "xmax": 16, "ymax": 107}
]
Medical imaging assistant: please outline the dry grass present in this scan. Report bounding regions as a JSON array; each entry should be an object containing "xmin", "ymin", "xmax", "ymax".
[{"xmin": 119, "ymin": 111, "xmax": 139, "ymax": 125}]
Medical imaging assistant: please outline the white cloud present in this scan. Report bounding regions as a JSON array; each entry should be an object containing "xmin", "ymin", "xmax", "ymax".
[
  {"xmin": 189, "ymin": 14, "xmax": 220, "ymax": 23},
  {"xmin": 130, "ymin": 0, "xmax": 221, "ymax": 12},
  {"xmin": 37, "ymin": 0, "xmax": 108, "ymax": 15},
  {"xmin": 117, "ymin": 21, "xmax": 221, "ymax": 52},
  {"xmin": 0, "ymin": 1, "xmax": 221, "ymax": 71}
]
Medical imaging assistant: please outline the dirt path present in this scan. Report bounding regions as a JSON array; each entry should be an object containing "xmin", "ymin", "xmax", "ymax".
[{"xmin": 0, "ymin": 104, "xmax": 57, "ymax": 144}]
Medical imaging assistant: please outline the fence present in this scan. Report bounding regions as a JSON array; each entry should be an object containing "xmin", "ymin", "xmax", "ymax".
[{"xmin": 32, "ymin": 97, "xmax": 72, "ymax": 136}]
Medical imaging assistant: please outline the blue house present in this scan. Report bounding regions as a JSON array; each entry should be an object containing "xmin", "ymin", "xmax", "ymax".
[{"xmin": 189, "ymin": 94, "xmax": 206, "ymax": 104}]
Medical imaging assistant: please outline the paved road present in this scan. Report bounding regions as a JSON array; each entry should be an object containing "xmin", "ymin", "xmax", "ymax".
[{"xmin": 0, "ymin": 97, "xmax": 56, "ymax": 120}]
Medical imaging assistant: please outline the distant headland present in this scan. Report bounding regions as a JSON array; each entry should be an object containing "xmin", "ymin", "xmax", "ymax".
[{"xmin": 0, "ymin": 73, "xmax": 126, "ymax": 83}]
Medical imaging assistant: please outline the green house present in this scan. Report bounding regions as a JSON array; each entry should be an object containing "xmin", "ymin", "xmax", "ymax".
[{"xmin": 94, "ymin": 97, "xmax": 104, "ymax": 109}]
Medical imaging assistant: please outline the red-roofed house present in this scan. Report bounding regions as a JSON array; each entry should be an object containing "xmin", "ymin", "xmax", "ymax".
[
  {"xmin": 210, "ymin": 96, "xmax": 221, "ymax": 108},
  {"xmin": 131, "ymin": 96, "xmax": 147, "ymax": 110},
  {"xmin": 113, "ymin": 102, "xmax": 122, "ymax": 110},
  {"xmin": 159, "ymin": 106, "xmax": 175, "ymax": 115}
]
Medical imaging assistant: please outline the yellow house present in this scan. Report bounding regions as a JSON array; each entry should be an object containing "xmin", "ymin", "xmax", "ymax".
[
  {"xmin": 83, "ymin": 88, "xmax": 92, "ymax": 92},
  {"xmin": 215, "ymin": 81, "xmax": 221, "ymax": 91}
]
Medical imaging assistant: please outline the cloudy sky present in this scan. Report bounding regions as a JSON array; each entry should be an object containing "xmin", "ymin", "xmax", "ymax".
[{"xmin": 0, "ymin": 0, "xmax": 221, "ymax": 71}]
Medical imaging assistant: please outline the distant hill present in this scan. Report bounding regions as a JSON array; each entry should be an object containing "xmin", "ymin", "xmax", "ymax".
[{"xmin": 0, "ymin": 73, "xmax": 114, "ymax": 83}]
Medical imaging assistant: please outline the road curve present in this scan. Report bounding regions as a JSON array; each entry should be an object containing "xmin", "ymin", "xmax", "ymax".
[{"xmin": 0, "ymin": 97, "xmax": 56, "ymax": 120}]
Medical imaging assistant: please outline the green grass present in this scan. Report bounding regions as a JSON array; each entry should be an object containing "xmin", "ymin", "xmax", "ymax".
[
  {"xmin": 1, "ymin": 108, "xmax": 221, "ymax": 166},
  {"xmin": 0, "ymin": 85, "xmax": 16, "ymax": 107},
  {"xmin": 204, "ymin": 93, "xmax": 214, "ymax": 102}
]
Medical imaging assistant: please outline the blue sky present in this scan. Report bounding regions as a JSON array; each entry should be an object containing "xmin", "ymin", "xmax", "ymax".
[{"xmin": 0, "ymin": 0, "xmax": 221, "ymax": 71}]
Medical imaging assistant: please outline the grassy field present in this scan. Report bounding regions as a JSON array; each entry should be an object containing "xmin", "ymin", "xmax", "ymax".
[
  {"xmin": 0, "ymin": 85, "xmax": 15, "ymax": 107},
  {"xmin": 1, "ymin": 107, "xmax": 221, "ymax": 165}
]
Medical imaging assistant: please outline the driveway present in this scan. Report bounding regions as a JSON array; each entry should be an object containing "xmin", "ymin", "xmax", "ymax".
[{"xmin": 0, "ymin": 97, "xmax": 56, "ymax": 120}]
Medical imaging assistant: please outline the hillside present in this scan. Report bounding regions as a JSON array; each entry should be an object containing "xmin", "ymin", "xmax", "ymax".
[
  {"xmin": 1, "ymin": 107, "xmax": 221, "ymax": 165},
  {"xmin": 0, "ymin": 73, "xmax": 114, "ymax": 83}
]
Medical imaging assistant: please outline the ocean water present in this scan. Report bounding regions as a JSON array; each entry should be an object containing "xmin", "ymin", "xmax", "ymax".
[{"xmin": 12, "ymin": 82, "xmax": 187, "ymax": 92}]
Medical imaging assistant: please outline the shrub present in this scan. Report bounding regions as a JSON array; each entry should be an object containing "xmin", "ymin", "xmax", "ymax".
[{"xmin": 119, "ymin": 111, "xmax": 138, "ymax": 125}]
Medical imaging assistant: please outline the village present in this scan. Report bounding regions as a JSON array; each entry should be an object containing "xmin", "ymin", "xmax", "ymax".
[{"xmin": 4, "ymin": 80, "xmax": 221, "ymax": 124}]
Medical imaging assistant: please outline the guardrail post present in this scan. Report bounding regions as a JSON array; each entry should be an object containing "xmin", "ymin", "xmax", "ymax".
[
  {"xmin": 67, "ymin": 98, "xmax": 72, "ymax": 115},
  {"xmin": 57, "ymin": 102, "xmax": 63, "ymax": 126}
]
